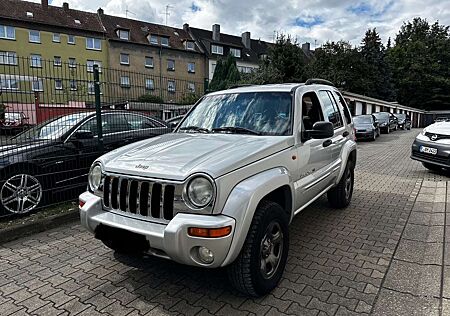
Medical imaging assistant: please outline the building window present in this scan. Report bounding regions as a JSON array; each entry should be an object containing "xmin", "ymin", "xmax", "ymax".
[
  {"xmin": 67, "ymin": 35, "xmax": 75, "ymax": 44},
  {"xmin": 55, "ymin": 79, "xmax": 63, "ymax": 90},
  {"xmin": 30, "ymin": 54, "xmax": 42, "ymax": 68},
  {"xmin": 29, "ymin": 30, "xmax": 40, "ymax": 43},
  {"xmin": 87, "ymin": 60, "xmax": 102, "ymax": 72},
  {"xmin": 238, "ymin": 66, "xmax": 254, "ymax": 74},
  {"xmin": 120, "ymin": 76, "xmax": 130, "ymax": 87},
  {"xmin": 168, "ymin": 80, "xmax": 175, "ymax": 92},
  {"xmin": 32, "ymin": 79, "xmax": 43, "ymax": 92},
  {"xmin": 68, "ymin": 58, "xmax": 76, "ymax": 68},
  {"xmin": 161, "ymin": 37, "xmax": 169, "ymax": 46},
  {"xmin": 187, "ymin": 62, "xmax": 195, "ymax": 73},
  {"xmin": 0, "ymin": 51, "xmax": 17, "ymax": 65},
  {"xmin": 120, "ymin": 53, "xmax": 130, "ymax": 65},
  {"xmin": 259, "ymin": 54, "xmax": 268, "ymax": 60},
  {"xmin": 187, "ymin": 82, "xmax": 195, "ymax": 93},
  {"xmin": 211, "ymin": 44, "xmax": 223, "ymax": 55},
  {"xmin": 88, "ymin": 82, "xmax": 95, "ymax": 94},
  {"xmin": 0, "ymin": 25, "xmax": 15, "ymax": 40},
  {"xmin": 69, "ymin": 80, "xmax": 77, "ymax": 91},
  {"xmin": 53, "ymin": 33, "xmax": 61, "ymax": 43},
  {"xmin": 230, "ymin": 48, "xmax": 241, "ymax": 58},
  {"xmin": 117, "ymin": 29, "xmax": 130, "ymax": 40},
  {"xmin": 186, "ymin": 41, "xmax": 195, "ymax": 50},
  {"xmin": 145, "ymin": 78, "xmax": 155, "ymax": 90},
  {"xmin": 86, "ymin": 37, "xmax": 101, "ymax": 50},
  {"xmin": 167, "ymin": 59, "xmax": 175, "ymax": 71},
  {"xmin": 0, "ymin": 78, "xmax": 18, "ymax": 90},
  {"xmin": 145, "ymin": 56, "xmax": 154, "ymax": 68},
  {"xmin": 149, "ymin": 35, "xmax": 158, "ymax": 44},
  {"xmin": 54, "ymin": 56, "xmax": 62, "ymax": 66}
]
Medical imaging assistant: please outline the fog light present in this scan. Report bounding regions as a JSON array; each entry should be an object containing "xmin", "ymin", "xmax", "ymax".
[{"xmin": 198, "ymin": 246, "xmax": 214, "ymax": 264}]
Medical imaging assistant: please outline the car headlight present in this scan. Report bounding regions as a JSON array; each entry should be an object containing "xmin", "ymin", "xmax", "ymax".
[
  {"xmin": 420, "ymin": 128, "xmax": 427, "ymax": 136},
  {"xmin": 185, "ymin": 176, "xmax": 215, "ymax": 208},
  {"xmin": 88, "ymin": 163, "xmax": 103, "ymax": 192},
  {"xmin": 380, "ymin": 122, "xmax": 387, "ymax": 126}
]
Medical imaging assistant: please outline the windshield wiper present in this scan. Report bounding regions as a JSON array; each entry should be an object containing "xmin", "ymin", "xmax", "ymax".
[
  {"xmin": 212, "ymin": 126, "xmax": 261, "ymax": 135},
  {"xmin": 179, "ymin": 126, "xmax": 210, "ymax": 133}
]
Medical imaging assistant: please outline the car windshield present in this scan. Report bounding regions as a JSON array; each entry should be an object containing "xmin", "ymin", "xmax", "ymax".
[
  {"xmin": 13, "ymin": 112, "xmax": 90, "ymax": 141},
  {"xmin": 5, "ymin": 113, "xmax": 21, "ymax": 120},
  {"xmin": 394, "ymin": 114, "xmax": 405, "ymax": 119},
  {"xmin": 178, "ymin": 92, "xmax": 293, "ymax": 136},
  {"xmin": 353, "ymin": 116, "xmax": 372, "ymax": 124},
  {"xmin": 373, "ymin": 113, "xmax": 389, "ymax": 121}
]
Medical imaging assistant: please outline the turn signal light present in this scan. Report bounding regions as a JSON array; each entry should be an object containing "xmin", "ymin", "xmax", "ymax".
[{"xmin": 188, "ymin": 226, "xmax": 232, "ymax": 238}]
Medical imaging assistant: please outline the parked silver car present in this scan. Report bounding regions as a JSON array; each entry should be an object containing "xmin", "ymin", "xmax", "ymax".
[
  {"xmin": 411, "ymin": 121, "xmax": 450, "ymax": 171},
  {"xmin": 79, "ymin": 80, "xmax": 357, "ymax": 296}
]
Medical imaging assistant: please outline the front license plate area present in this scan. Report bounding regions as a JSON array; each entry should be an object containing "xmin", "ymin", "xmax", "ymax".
[{"xmin": 420, "ymin": 146, "xmax": 438, "ymax": 155}]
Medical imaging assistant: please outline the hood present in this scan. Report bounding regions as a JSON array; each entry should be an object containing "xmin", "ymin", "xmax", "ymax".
[
  {"xmin": 425, "ymin": 122, "xmax": 450, "ymax": 135},
  {"xmin": 99, "ymin": 133, "xmax": 294, "ymax": 181}
]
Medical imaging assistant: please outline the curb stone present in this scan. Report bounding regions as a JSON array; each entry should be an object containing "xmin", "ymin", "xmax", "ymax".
[{"xmin": 0, "ymin": 210, "xmax": 79, "ymax": 244}]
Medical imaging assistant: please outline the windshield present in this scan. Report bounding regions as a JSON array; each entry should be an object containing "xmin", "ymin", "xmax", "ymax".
[
  {"xmin": 394, "ymin": 114, "xmax": 405, "ymax": 119},
  {"xmin": 373, "ymin": 113, "xmax": 389, "ymax": 121},
  {"xmin": 178, "ymin": 92, "xmax": 293, "ymax": 136},
  {"xmin": 5, "ymin": 113, "xmax": 21, "ymax": 120},
  {"xmin": 13, "ymin": 112, "xmax": 90, "ymax": 141},
  {"xmin": 353, "ymin": 116, "xmax": 372, "ymax": 124}
]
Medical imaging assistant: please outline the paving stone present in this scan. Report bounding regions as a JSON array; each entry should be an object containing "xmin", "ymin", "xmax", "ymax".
[
  {"xmin": 402, "ymin": 223, "xmax": 444, "ymax": 243},
  {"xmin": 394, "ymin": 239, "xmax": 442, "ymax": 265},
  {"xmin": 383, "ymin": 260, "xmax": 441, "ymax": 297}
]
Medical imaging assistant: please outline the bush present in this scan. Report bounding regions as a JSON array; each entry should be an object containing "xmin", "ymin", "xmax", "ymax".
[
  {"xmin": 137, "ymin": 94, "xmax": 164, "ymax": 103},
  {"xmin": 180, "ymin": 93, "xmax": 201, "ymax": 105}
]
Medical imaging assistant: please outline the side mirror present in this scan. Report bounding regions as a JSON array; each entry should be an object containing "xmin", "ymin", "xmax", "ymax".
[
  {"xmin": 169, "ymin": 122, "xmax": 178, "ymax": 129},
  {"xmin": 73, "ymin": 130, "xmax": 94, "ymax": 140},
  {"xmin": 305, "ymin": 121, "xmax": 334, "ymax": 139}
]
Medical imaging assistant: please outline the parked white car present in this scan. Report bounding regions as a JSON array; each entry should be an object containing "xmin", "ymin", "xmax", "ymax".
[
  {"xmin": 79, "ymin": 79, "xmax": 357, "ymax": 296},
  {"xmin": 411, "ymin": 121, "xmax": 450, "ymax": 171}
]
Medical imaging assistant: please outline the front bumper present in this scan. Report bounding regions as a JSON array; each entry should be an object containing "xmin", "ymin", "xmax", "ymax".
[
  {"xmin": 79, "ymin": 191, "xmax": 235, "ymax": 268},
  {"xmin": 411, "ymin": 138, "xmax": 450, "ymax": 167},
  {"xmin": 355, "ymin": 131, "xmax": 374, "ymax": 139}
]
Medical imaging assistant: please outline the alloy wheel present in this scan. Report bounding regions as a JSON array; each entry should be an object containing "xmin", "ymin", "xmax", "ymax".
[
  {"xmin": 260, "ymin": 221, "xmax": 284, "ymax": 279},
  {"xmin": 344, "ymin": 170, "xmax": 353, "ymax": 201},
  {"xmin": 1, "ymin": 174, "xmax": 42, "ymax": 214}
]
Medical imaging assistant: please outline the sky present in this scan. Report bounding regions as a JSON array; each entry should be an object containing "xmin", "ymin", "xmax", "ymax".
[{"xmin": 35, "ymin": 0, "xmax": 450, "ymax": 47}]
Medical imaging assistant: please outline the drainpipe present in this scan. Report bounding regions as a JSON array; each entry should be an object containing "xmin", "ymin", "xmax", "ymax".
[{"xmin": 159, "ymin": 46, "xmax": 163, "ymax": 103}]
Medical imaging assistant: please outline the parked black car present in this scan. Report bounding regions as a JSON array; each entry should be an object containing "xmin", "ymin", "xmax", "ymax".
[
  {"xmin": 166, "ymin": 115, "xmax": 184, "ymax": 129},
  {"xmin": 394, "ymin": 113, "xmax": 411, "ymax": 130},
  {"xmin": 353, "ymin": 115, "xmax": 380, "ymax": 141},
  {"xmin": 373, "ymin": 112, "xmax": 397, "ymax": 133},
  {"xmin": 0, "ymin": 111, "xmax": 170, "ymax": 215}
]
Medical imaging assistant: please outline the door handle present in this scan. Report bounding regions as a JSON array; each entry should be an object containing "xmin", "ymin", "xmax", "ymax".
[
  {"xmin": 323, "ymin": 139, "xmax": 332, "ymax": 147},
  {"xmin": 343, "ymin": 131, "xmax": 349, "ymax": 137}
]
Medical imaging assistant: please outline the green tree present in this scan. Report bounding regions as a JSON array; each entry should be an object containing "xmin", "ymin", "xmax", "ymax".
[
  {"xmin": 209, "ymin": 54, "xmax": 241, "ymax": 91},
  {"xmin": 389, "ymin": 18, "xmax": 450, "ymax": 110}
]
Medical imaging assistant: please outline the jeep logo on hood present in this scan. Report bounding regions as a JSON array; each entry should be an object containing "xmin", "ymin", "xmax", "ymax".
[{"xmin": 135, "ymin": 164, "xmax": 149, "ymax": 170}]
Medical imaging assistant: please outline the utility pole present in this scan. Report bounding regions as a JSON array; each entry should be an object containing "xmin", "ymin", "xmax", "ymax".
[{"xmin": 164, "ymin": 5, "xmax": 173, "ymax": 25}]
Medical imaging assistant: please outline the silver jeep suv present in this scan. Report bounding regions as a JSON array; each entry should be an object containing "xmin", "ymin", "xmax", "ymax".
[{"xmin": 79, "ymin": 79, "xmax": 357, "ymax": 296}]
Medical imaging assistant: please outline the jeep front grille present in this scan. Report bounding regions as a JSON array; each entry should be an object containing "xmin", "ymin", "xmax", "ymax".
[{"xmin": 102, "ymin": 175, "xmax": 176, "ymax": 221}]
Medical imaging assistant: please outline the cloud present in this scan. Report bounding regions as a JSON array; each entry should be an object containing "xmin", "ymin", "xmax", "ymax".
[{"xmin": 36, "ymin": 0, "xmax": 450, "ymax": 46}]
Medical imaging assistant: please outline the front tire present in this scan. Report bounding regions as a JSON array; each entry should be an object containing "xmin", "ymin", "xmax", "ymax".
[
  {"xmin": 0, "ymin": 172, "xmax": 43, "ymax": 215},
  {"xmin": 227, "ymin": 200, "xmax": 289, "ymax": 297},
  {"xmin": 327, "ymin": 163, "xmax": 354, "ymax": 209}
]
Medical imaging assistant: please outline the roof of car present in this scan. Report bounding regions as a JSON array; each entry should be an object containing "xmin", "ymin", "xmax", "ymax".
[{"xmin": 206, "ymin": 83, "xmax": 339, "ymax": 95}]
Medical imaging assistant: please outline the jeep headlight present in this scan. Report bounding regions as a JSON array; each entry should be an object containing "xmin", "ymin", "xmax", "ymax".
[
  {"xmin": 88, "ymin": 163, "xmax": 103, "ymax": 192},
  {"xmin": 421, "ymin": 128, "xmax": 427, "ymax": 136},
  {"xmin": 185, "ymin": 176, "xmax": 214, "ymax": 208}
]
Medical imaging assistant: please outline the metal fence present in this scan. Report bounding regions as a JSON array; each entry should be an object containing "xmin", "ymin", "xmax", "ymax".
[{"xmin": 0, "ymin": 56, "xmax": 205, "ymax": 217}]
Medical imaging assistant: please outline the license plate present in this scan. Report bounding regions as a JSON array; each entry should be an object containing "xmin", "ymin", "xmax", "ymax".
[{"xmin": 420, "ymin": 146, "xmax": 438, "ymax": 155}]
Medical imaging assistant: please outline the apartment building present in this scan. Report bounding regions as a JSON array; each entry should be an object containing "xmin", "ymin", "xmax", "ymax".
[
  {"xmin": 0, "ymin": 0, "xmax": 108, "ymax": 104},
  {"xmin": 98, "ymin": 10, "xmax": 206, "ymax": 104}
]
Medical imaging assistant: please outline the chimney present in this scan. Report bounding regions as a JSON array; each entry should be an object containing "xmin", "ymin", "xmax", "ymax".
[
  {"xmin": 212, "ymin": 24, "xmax": 220, "ymax": 41},
  {"xmin": 97, "ymin": 7, "xmax": 104, "ymax": 15},
  {"xmin": 242, "ymin": 31, "xmax": 251, "ymax": 49},
  {"xmin": 41, "ymin": 0, "xmax": 48, "ymax": 9},
  {"xmin": 302, "ymin": 42, "xmax": 311, "ymax": 53},
  {"xmin": 183, "ymin": 23, "xmax": 189, "ymax": 32},
  {"xmin": 62, "ymin": 2, "xmax": 69, "ymax": 10}
]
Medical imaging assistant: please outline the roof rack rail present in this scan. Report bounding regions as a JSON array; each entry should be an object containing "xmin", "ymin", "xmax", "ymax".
[
  {"xmin": 305, "ymin": 78, "xmax": 335, "ymax": 87},
  {"xmin": 227, "ymin": 84, "xmax": 257, "ymax": 89}
]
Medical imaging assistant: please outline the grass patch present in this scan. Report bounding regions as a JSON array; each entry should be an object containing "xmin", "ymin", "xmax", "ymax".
[{"xmin": 0, "ymin": 201, "xmax": 77, "ymax": 230}]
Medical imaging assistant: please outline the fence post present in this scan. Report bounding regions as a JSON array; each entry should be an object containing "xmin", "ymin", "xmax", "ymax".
[{"xmin": 93, "ymin": 65, "xmax": 103, "ymax": 152}]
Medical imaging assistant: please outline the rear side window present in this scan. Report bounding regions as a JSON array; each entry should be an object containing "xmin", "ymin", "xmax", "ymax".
[
  {"xmin": 318, "ymin": 90, "xmax": 343, "ymax": 129},
  {"xmin": 332, "ymin": 91, "xmax": 352, "ymax": 124}
]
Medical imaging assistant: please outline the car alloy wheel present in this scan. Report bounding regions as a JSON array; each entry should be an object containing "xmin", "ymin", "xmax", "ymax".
[
  {"xmin": 0, "ymin": 174, "xmax": 42, "ymax": 214},
  {"xmin": 344, "ymin": 170, "xmax": 353, "ymax": 201},
  {"xmin": 260, "ymin": 221, "xmax": 284, "ymax": 279}
]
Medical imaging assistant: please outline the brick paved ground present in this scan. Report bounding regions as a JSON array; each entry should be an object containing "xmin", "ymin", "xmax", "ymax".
[{"xmin": 0, "ymin": 129, "xmax": 449, "ymax": 316}]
